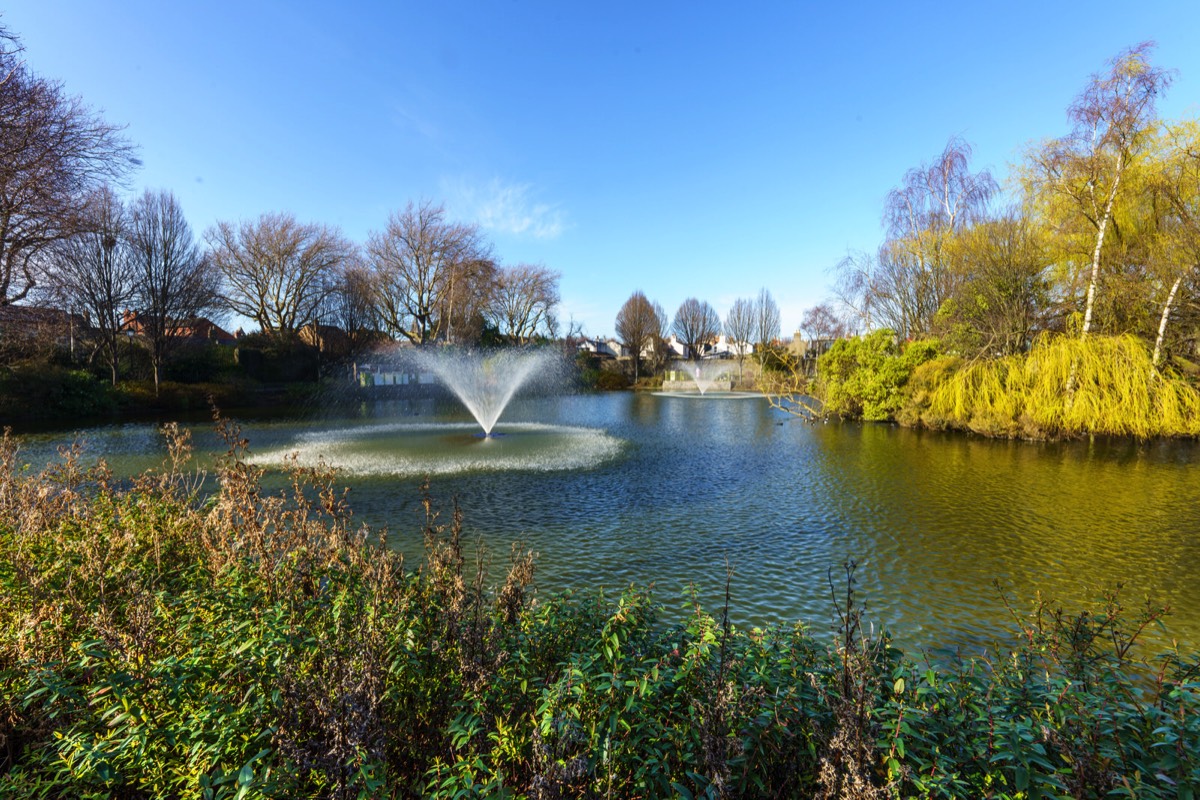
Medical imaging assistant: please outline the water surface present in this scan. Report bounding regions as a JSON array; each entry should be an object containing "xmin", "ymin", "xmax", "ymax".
[{"xmin": 14, "ymin": 392, "xmax": 1200, "ymax": 652}]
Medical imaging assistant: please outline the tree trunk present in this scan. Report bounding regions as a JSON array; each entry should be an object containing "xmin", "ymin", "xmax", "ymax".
[
  {"xmin": 1068, "ymin": 154, "xmax": 1125, "ymax": 401},
  {"xmin": 1152, "ymin": 275, "xmax": 1184, "ymax": 374},
  {"xmin": 1080, "ymin": 153, "xmax": 1124, "ymax": 339}
]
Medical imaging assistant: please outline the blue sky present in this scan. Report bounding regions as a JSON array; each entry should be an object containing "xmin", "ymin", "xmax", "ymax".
[{"xmin": 7, "ymin": 1, "xmax": 1200, "ymax": 337}]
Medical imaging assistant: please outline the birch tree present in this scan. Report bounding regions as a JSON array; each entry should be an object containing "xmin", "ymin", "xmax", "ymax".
[
  {"xmin": 1150, "ymin": 122, "xmax": 1200, "ymax": 370},
  {"xmin": 1028, "ymin": 43, "xmax": 1171, "ymax": 339},
  {"xmin": 879, "ymin": 137, "xmax": 997, "ymax": 338}
]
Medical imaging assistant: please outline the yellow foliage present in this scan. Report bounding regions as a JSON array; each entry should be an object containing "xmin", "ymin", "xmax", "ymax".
[{"xmin": 922, "ymin": 334, "xmax": 1200, "ymax": 439}]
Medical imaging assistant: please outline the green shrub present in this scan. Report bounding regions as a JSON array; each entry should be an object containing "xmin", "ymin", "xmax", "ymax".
[
  {"xmin": 165, "ymin": 342, "xmax": 239, "ymax": 383},
  {"xmin": 755, "ymin": 344, "xmax": 797, "ymax": 374},
  {"xmin": 594, "ymin": 370, "xmax": 630, "ymax": 391},
  {"xmin": 0, "ymin": 364, "xmax": 117, "ymax": 420},
  {"xmin": 817, "ymin": 331, "xmax": 941, "ymax": 421}
]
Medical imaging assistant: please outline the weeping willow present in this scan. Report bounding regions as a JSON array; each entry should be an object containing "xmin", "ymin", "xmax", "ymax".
[{"xmin": 921, "ymin": 334, "xmax": 1200, "ymax": 439}]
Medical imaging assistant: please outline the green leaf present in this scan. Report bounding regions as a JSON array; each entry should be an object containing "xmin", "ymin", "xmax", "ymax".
[{"xmin": 670, "ymin": 782, "xmax": 694, "ymax": 799}]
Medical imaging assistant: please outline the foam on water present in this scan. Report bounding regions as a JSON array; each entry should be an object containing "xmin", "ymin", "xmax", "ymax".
[
  {"xmin": 247, "ymin": 421, "xmax": 624, "ymax": 477},
  {"xmin": 650, "ymin": 391, "xmax": 764, "ymax": 400}
]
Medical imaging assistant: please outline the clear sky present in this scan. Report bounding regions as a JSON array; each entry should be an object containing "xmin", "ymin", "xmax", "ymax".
[{"xmin": 6, "ymin": 1, "xmax": 1200, "ymax": 338}]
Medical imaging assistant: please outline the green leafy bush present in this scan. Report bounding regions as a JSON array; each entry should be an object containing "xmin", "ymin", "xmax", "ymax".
[
  {"xmin": 817, "ymin": 331, "xmax": 941, "ymax": 421},
  {"xmin": 594, "ymin": 370, "xmax": 630, "ymax": 391},
  {"xmin": 0, "ymin": 365, "xmax": 118, "ymax": 420}
]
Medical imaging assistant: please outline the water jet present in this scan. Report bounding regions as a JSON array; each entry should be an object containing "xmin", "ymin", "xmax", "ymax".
[{"xmin": 409, "ymin": 347, "xmax": 555, "ymax": 435}]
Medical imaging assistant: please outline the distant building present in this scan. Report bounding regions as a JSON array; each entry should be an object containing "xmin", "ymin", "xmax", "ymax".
[
  {"xmin": 789, "ymin": 331, "xmax": 838, "ymax": 359},
  {"xmin": 0, "ymin": 305, "xmax": 88, "ymax": 344},
  {"xmin": 578, "ymin": 337, "xmax": 626, "ymax": 359},
  {"xmin": 299, "ymin": 322, "xmax": 349, "ymax": 356},
  {"xmin": 354, "ymin": 363, "xmax": 436, "ymax": 388},
  {"xmin": 709, "ymin": 334, "xmax": 751, "ymax": 359},
  {"xmin": 663, "ymin": 334, "xmax": 690, "ymax": 359},
  {"xmin": 121, "ymin": 310, "xmax": 236, "ymax": 344}
]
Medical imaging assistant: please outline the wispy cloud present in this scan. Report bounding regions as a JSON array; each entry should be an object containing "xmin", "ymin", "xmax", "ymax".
[
  {"xmin": 391, "ymin": 104, "xmax": 440, "ymax": 144},
  {"xmin": 444, "ymin": 177, "xmax": 566, "ymax": 240}
]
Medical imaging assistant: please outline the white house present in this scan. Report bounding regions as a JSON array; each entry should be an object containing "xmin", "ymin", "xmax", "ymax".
[
  {"xmin": 710, "ymin": 334, "xmax": 752, "ymax": 358},
  {"xmin": 662, "ymin": 334, "xmax": 690, "ymax": 359},
  {"xmin": 578, "ymin": 337, "xmax": 626, "ymax": 359}
]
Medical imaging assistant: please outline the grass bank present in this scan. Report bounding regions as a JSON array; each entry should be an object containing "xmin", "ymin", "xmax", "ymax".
[{"xmin": 2, "ymin": 418, "xmax": 1198, "ymax": 798}]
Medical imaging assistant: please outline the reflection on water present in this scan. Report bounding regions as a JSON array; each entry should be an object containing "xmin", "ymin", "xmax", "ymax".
[{"xmin": 13, "ymin": 393, "xmax": 1200, "ymax": 652}]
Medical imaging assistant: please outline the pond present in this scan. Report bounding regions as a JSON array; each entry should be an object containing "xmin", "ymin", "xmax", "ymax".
[{"xmin": 12, "ymin": 391, "xmax": 1200, "ymax": 653}]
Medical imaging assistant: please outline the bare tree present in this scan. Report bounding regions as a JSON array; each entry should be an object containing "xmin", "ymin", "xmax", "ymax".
[
  {"xmin": 838, "ymin": 245, "xmax": 941, "ymax": 340},
  {"xmin": 753, "ymin": 287, "xmax": 781, "ymax": 350},
  {"xmin": 322, "ymin": 258, "xmax": 382, "ymax": 359},
  {"xmin": 833, "ymin": 249, "xmax": 877, "ymax": 332},
  {"xmin": 881, "ymin": 137, "xmax": 997, "ymax": 338},
  {"xmin": 724, "ymin": 297, "xmax": 755, "ymax": 378},
  {"xmin": 0, "ymin": 24, "xmax": 23, "ymax": 87},
  {"xmin": 1029, "ymin": 43, "xmax": 1171, "ymax": 339},
  {"xmin": 207, "ymin": 212, "xmax": 352, "ymax": 344},
  {"xmin": 491, "ymin": 263, "xmax": 560, "ymax": 344},
  {"xmin": 798, "ymin": 303, "xmax": 846, "ymax": 349},
  {"xmin": 43, "ymin": 186, "xmax": 134, "ymax": 384},
  {"xmin": 615, "ymin": 290, "xmax": 663, "ymax": 381},
  {"xmin": 0, "ymin": 30, "xmax": 137, "ymax": 307},
  {"xmin": 671, "ymin": 297, "xmax": 720, "ymax": 361},
  {"xmin": 649, "ymin": 299, "xmax": 671, "ymax": 371},
  {"xmin": 127, "ymin": 190, "xmax": 218, "ymax": 395},
  {"xmin": 442, "ymin": 255, "xmax": 498, "ymax": 345},
  {"xmin": 367, "ymin": 201, "xmax": 491, "ymax": 345}
]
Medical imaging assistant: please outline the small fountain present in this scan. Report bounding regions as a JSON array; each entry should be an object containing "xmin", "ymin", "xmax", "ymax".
[
  {"xmin": 690, "ymin": 364, "xmax": 719, "ymax": 395},
  {"xmin": 655, "ymin": 360, "xmax": 762, "ymax": 400},
  {"xmin": 409, "ymin": 347, "xmax": 553, "ymax": 436},
  {"xmin": 662, "ymin": 360, "xmax": 731, "ymax": 395}
]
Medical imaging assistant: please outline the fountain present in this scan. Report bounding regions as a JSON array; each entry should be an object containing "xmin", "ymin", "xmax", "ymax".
[
  {"xmin": 409, "ymin": 347, "xmax": 554, "ymax": 436},
  {"xmin": 655, "ymin": 360, "xmax": 763, "ymax": 400},
  {"xmin": 247, "ymin": 347, "xmax": 624, "ymax": 476},
  {"xmin": 690, "ymin": 363, "xmax": 720, "ymax": 395}
]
